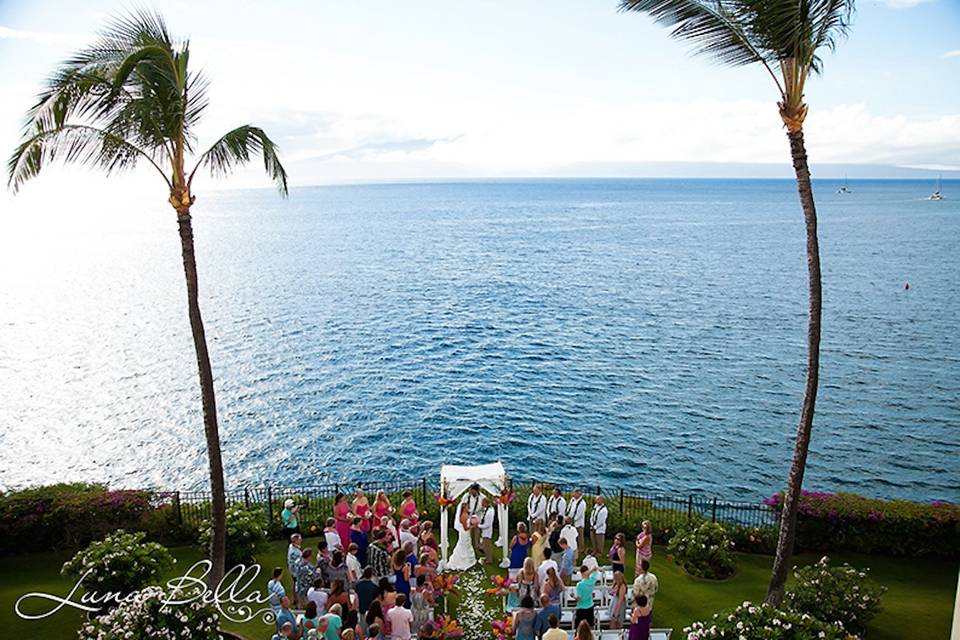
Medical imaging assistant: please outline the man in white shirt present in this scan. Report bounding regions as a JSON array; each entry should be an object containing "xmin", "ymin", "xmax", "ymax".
[
  {"xmin": 565, "ymin": 489, "xmax": 587, "ymax": 550},
  {"xmin": 399, "ymin": 519, "xmax": 418, "ymax": 553},
  {"xmin": 546, "ymin": 488, "xmax": 566, "ymax": 522},
  {"xmin": 560, "ymin": 516, "xmax": 579, "ymax": 560},
  {"xmin": 589, "ymin": 495, "xmax": 608, "ymax": 555},
  {"xmin": 478, "ymin": 497, "xmax": 496, "ymax": 565},
  {"xmin": 324, "ymin": 518, "xmax": 342, "ymax": 553},
  {"xmin": 537, "ymin": 547, "xmax": 559, "ymax": 585},
  {"xmin": 527, "ymin": 484, "xmax": 546, "ymax": 528},
  {"xmin": 306, "ymin": 577, "xmax": 328, "ymax": 614}
]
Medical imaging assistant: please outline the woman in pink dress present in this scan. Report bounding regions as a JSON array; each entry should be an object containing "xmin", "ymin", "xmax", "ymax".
[
  {"xmin": 399, "ymin": 491, "xmax": 419, "ymax": 525},
  {"xmin": 352, "ymin": 487, "xmax": 373, "ymax": 533},
  {"xmin": 374, "ymin": 491, "xmax": 394, "ymax": 520},
  {"xmin": 333, "ymin": 492, "xmax": 353, "ymax": 551},
  {"xmin": 634, "ymin": 520, "xmax": 653, "ymax": 577}
]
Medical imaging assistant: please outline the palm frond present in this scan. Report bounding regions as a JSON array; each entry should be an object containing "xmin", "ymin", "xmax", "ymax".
[{"xmin": 189, "ymin": 125, "xmax": 288, "ymax": 195}]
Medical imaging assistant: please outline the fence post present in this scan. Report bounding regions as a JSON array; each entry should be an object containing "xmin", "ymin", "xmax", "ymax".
[
  {"xmin": 619, "ymin": 488, "xmax": 624, "ymax": 514},
  {"xmin": 711, "ymin": 497, "xmax": 717, "ymax": 523},
  {"xmin": 244, "ymin": 488, "xmax": 250, "ymax": 509},
  {"xmin": 174, "ymin": 491, "xmax": 182, "ymax": 525},
  {"xmin": 421, "ymin": 478, "xmax": 428, "ymax": 506},
  {"xmin": 267, "ymin": 487, "xmax": 274, "ymax": 524},
  {"xmin": 687, "ymin": 495, "xmax": 693, "ymax": 522}
]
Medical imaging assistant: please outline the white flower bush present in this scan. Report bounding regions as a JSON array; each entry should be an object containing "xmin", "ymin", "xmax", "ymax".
[
  {"xmin": 198, "ymin": 504, "xmax": 267, "ymax": 567},
  {"xmin": 61, "ymin": 530, "xmax": 174, "ymax": 596},
  {"xmin": 78, "ymin": 586, "xmax": 219, "ymax": 640},
  {"xmin": 667, "ymin": 522, "xmax": 736, "ymax": 580},
  {"xmin": 785, "ymin": 557, "xmax": 885, "ymax": 637},
  {"xmin": 683, "ymin": 601, "xmax": 851, "ymax": 640}
]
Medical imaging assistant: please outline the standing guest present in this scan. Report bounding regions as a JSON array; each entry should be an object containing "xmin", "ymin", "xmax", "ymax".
[
  {"xmin": 328, "ymin": 579, "xmax": 352, "ymax": 613},
  {"xmin": 607, "ymin": 571, "xmax": 628, "ymax": 629},
  {"xmin": 380, "ymin": 516, "xmax": 399, "ymax": 552},
  {"xmin": 346, "ymin": 543, "xmax": 363, "ymax": 585},
  {"xmin": 399, "ymin": 491, "xmax": 419, "ymax": 525},
  {"xmin": 333, "ymin": 493, "xmax": 353, "ymax": 551},
  {"xmin": 410, "ymin": 575, "xmax": 434, "ymax": 636},
  {"xmin": 326, "ymin": 550, "xmax": 349, "ymax": 588},
  {"xmin": 589, "ymin": 496, "xmax": 608, "ymax": 556},
  {"xmin": 537, "ymin": 547, "xmax": 558, "ymax": 585},
  {"xmin": 546, "ymin": 489, "xmax": 566, "ymax": 522},
  {"xmin": 307, "ymin": 578, "xmax": 328, "ymax": 615},
  {"xmin": 316, "ymin": 540, "xmax": 331, "ymax": 586},
  {"xmin": 542, "ymin": 567, "xmax": 564, "ymax": 610},
  {"xmin": 387, "ymin": 593, "xmax": 414, "ymax": 640},
  {"xmin": 373, "ymin": 491, "xmax": 394, "ymax": 520},
  {"xmin": 575, "ymin": 619, "xmax": 593, "ymax": 640},
  {"xmin": 547, "ymin": 516, "xmax": 563, "ymax": 555},
  {"xmin": 282, "ymin": 499, "xmax": 301, "ymax": 537},
  {"xmin": 353, "ymin": 486, "xmax": 373, "ymax": 533},
  {"xmin": 632, "ymin": 559, "xmax": 658, "ymax": 609},
  {"xmin": 558, "ymin": 538, "xmax": 575, "ymax": 583},
  {"xmin": 399, "ymin": 519, "xmax": 418, "ymax": 553},
  {"xmin": 573, "ymin": 564, "xmax": 599, "ymax": 628},
  {"xmin": 478, "ymin": 497, "xmax": 496, "ymax": 565},
  {"xmin": 529, "ymin": 519, "xmax": 547, "ymax": 569},
  {"xmin": 582, "ymin": 547, "xmax": 599, "ymax": 573},
  {"xmin": 417, "ymin": 521, "xmax": 435, "ymax": 550},
  {"xmin": 635, "ymin": 521, "xmax": 653, "ymax": 573},
  {"xmin": 295, "ymin": 549, "xmax": 318, "ymax": 607},
  {"xmin": 541, "ymin": 615, "xmax": 566, "ymax": 640},
  {"xmin": 288, "ymin": 535, "xmax": 303, "ymax": 578},
  {"xmin": 535, "ymin": 593, "xmax": 561, "ymax": 638},
  {"xmin": 526, "ymin": 484, "xmax": 546, "ymax": 528},
  {"xmin": 565, "ymin": 489, "xmax": 587, "ymax": 551},
  {"xmin": 267, "ymin": 567, "xmax": 286, "ymax": 616},
  {"xmin": 350, "ymin": 517, "xmax": 370, "ymax": 566},
  {"xmin": 414, "ymin": 550, "xmax": 438, "ymax": 582},
  {"xmin": 377, "ymin": 577, "xmax": 397, "ymax": 609},
  {"xmin": 366, "ymin": 622, "xmax": 383, "ymax": 640},
  {"xmin": 323, "ymin": 603, "xmax": 343, "ymax": 640},
  {"xmin": 513, "ymin": 595, "xmax": 538, "ymax": 640},
  {"xmin": 609, "ymin": 533, "xmax": 627, "ymax": 575},
  {"xmin": 368, "ymin": 529, "xmax": 392, "ymax": 580},
  {"xmin": 365, "ymin": 603, "xmax": 385, "ymax": 639},
  {"xmin": 508, "ymin": 522, "xmax": 531, "ymax": 569},
  {"xmin": 517, "ymin": 557, "xmax": 540, "ymax": 605},
  {"xmin": 392, "ymin": 548, "xmax": 412, "ymax": 607},
  {"xmin": 276, "ymin": 596, "xmax": 299, "ymax": 638},
  {"xmin": 273, "ymin": 621, "xmax": 296, "ymax": 640},
  {"xmin": 560, "ymin": 517, "xmax": 579, "ymax": 559},
  {"xmin": 355, "ymin": 567, "xmax": 379, "ymax": 619},
  {"xmin": 324, "ymin": 518, "xmax": 342, "ymax": 553},
  {"xmin": 628, "ymin": 595, "xmax": 652, "ymax": 640},
  {"xmin": 300, "ymin": 600, "xmax": 322, "ymax": 638}
]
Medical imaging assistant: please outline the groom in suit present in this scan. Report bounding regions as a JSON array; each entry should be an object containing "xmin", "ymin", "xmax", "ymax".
[{"xmin": 478, "ymin": 497, "xmax": 496, "ymax": 564}]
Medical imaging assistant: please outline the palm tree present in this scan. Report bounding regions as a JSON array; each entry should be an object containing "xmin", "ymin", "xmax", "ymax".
[
  {"xmin": 7, "ymin": 11, "xmax": 288, "ymax": 586},
  {"xmin": 618, "ymin": 0, "xmax": 853, "ymax": 604}
]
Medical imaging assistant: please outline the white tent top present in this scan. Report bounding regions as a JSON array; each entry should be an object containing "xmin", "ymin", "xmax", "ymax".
[{"xmin": 440, "ymin": 462, "xmax": 507, "ymax": 499}]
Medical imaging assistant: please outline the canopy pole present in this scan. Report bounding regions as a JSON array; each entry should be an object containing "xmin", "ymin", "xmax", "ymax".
[{"xmin": 498, "ymin": 502, "xmax": 510, "ymax": 568}]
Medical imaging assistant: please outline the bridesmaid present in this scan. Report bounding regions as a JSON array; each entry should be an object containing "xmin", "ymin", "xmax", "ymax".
[
  {"xmin": 374, "ymin": 491, "xmax": 395, "ymax": 520},
  {"xmin": 628, "ymin": 594, "xmax": 652, "ymax": 640},
  {"xmin": 353, "ymin": 486, "xmax": 373, "ymax": 533},
  {"xmin": 334, "ymin": 493, "xmax": 353, "ymax": 551},
  {"xmin": 635, "ymin": 520, "xmax": 653, "ymax": 577},
  {"xmin": 399, "ymin": 491, "xmax": 419, "ymax": 525}
]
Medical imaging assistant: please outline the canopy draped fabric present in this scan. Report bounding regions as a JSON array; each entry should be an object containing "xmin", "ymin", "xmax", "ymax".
[{"xmin": 438, "ymin": 461, "xmax": 511, "ymax": 570}]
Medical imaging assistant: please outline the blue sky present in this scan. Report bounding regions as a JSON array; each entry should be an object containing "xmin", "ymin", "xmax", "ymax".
[{"xmin": 0, "ymin": 0, "xmax": 958, "ymax": 191}]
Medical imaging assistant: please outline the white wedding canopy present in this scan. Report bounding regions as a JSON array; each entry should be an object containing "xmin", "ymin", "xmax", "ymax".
[{"xmin": 439, "ymin": 462, "xmax": 511, "ymax": 569}]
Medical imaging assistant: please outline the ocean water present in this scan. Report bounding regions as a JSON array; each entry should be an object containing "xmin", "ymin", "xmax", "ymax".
[{"xmin": 1, "ymin": 179, "xmax": 957, "ymax": 502}]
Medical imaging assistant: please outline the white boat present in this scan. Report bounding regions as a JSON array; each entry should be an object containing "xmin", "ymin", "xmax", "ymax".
[
  {"xmin": 929, "ymin": 174, "xmax": 944, "ymax": 200},
  {"xmin": 837, "ymin": 174, "xmax": 851, "ymax": 194}
]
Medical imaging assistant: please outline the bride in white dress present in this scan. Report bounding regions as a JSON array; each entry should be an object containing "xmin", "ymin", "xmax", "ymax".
[{"xmin": 446, "ymin": 501, "xmax": 477, "ymax": 571}]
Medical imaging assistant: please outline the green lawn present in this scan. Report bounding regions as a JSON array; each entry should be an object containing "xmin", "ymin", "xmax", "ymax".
[{"xmin": 2, "ymin": 535, "xmax": 955, "ymax": 639}]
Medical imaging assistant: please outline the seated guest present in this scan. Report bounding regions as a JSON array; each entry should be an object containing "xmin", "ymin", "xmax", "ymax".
[
  {"xmin": 386, "ymin": 593, "xmax": 414, "ymax": 640},
  {"xmin": 513, "ymin": 595, "xmax": 537, "ymax": 640},
  {"xmin": 535, "ymin": 593, "xmax": 561, "ymax": 638},
  {"xmin": 558, "ymin": 538, "xmax": 575, "ymax": 583},
  {"xmin": 573, "ymin": 564, "xmax": 599, "ymax": 628},
  {"xmin": 537, "ymin": 547, "xmax": 558, "ymax": 585},
  {"xmin": 541, "ymin": 614, "xmax": 566, "ymax": 640},
  {"xmin": 629, "ymin": 594, "xmax": 652, "ymax": 640},
  {"xmin": 306, "ymin": 577, "xmax": 328, "ymax": 615}
]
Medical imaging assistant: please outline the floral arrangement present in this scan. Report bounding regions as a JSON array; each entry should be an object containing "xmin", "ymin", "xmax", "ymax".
[
  {"xmin": 198, "ymin": 504, "xmax": 267, "ymax": 567},
  {"xmin": 485, "ymin": 574, "xmax": 514, "ymax": 597},
  {"xmin": 422, "ymin": 614, "xmax": 465, "ymax": 639},
  {"xmin": 497, "ymin": 489, "xmax": 516, "ymax": 506},
  {"xmin": 62, "ymin": 529, "xmax": 174, "ymax": 596},
  {"xmin": 432, "ymin": 573, "xmax": 460, "ymax": 596},
  {"xmin": 77, "ymin": 585, "xmax": 220, "ymax": 640},
  {"xmin": 666, "ymin": 521, "xmax": 736, "ymax": 580},
  {"xmin": 436, "ymin": 494, "xmax": 458, "ymax": 509},
  {"xmin": 490, "ymin": 614, "xmax": 514, "ymax": 640},
  {"xmin": 785, "ymin": 556, "xmax": 886, "ymax": 636},
  {"xmin": 683, "ymin": 601, "xmax": 851, "ymax": 640}
]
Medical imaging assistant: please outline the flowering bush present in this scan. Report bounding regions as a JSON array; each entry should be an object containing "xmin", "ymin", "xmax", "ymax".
[
  {"xmin": 683, "ymin": 601, "xmax": 851, "ymax": 640},
  {"xmin": 78, "ymin": 585, "xmax": 220, "ymax": 640},
  {"xmin": 199, "ymin": 504, "xmax": 267, "ymax": 567},
  {"xmin": 785, "ymin": 557, "xmax": 885, "ymax": 636},
  {"xmin": 62, "ymin": 530, "xmax": 174, "ymax": 596},
  {"xmin": 764, "ymin": 491, "xmax": 960, "ymax": 558},
  {"xmin": 728, "ymin": 524, "xmax": 778, "ymax": 555},
  {"xmin": 667, "ymin": 521, "xmax": 736, "ymax": 579}
]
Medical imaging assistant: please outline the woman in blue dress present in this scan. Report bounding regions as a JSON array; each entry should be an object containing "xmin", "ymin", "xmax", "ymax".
[
  {"xmin": 509, "ymin": 522, "xmax": 531, "ymax": 569},
  {"xmin": 392, "ymin": 548, "xmax": 412, "ymax": 608}
]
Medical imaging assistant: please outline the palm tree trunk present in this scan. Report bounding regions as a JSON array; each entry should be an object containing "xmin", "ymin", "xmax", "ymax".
[
  {"xmin": 765, "ymin": 128, "xmax": 823, "ymax": 606},
  {"xmin": 176, "ymin": 208, "xmax": 227, "ymax": 588}
]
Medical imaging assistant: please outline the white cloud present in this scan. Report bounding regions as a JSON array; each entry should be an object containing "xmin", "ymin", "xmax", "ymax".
[
  {"xmin": 0, "ymin": 25, "xmax": 90, "ymax": 47},
  {"xmin": 944, "ymin": 50, "xmax": 960, "ymax": 58}
]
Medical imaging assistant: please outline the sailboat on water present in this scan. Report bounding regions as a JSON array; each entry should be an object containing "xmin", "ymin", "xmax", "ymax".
[
  {"xmin": 929, "ymin": 175, "xmax": 944, "ymax": 201},
  {"xmin": 837, "ymin": 174, "xmax": 851, "ymax": 194}
]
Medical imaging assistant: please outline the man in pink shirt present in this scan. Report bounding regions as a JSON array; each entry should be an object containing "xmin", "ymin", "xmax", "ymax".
[{"xmin": 387, "ymin": 593, "xmax": 414, "ymax": 639}]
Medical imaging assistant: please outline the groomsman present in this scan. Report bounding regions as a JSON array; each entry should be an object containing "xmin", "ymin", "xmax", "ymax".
[
  {"xmin": 546, "ymin": 488, "xmax": 566, "ymax": 522},
  {"xmin": 565, "ymin": 489, "xmax": 587, "ymax": 550},
  {"xmin": 589, "ymin": 495, "xmax": 608, "ymax": 555},
  {"xmin": 527, "ymin": 484, "xmax": 547, "ymax": 528},
  {"xmin": 460, "ymin": 483, "xmax": 483, "ymax": 550},
  {"xmin": 478, "ymin": 497, "xmax": 496, "ymax": 564}
]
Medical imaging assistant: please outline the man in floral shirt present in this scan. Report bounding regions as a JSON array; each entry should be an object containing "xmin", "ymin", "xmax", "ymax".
[{"xmin": 367, "ymin": 528, "xmax": 391, "ymax": 580}]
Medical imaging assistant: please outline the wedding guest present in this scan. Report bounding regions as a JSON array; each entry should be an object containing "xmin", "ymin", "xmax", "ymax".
[
  {"xmin": 334, "ymin": 493, "xmax": 353, "ymax": 551},
  {"xmin": 413, "ymin": 549, "xmax": 437, "ymax": 583},
  {"xmin": 373, "ymin": 490, "xmax": 394, "ymax": 520},
  {"xmin": 393, "ymin": 548, "xmax": 412, "ymax": 607},
  {"xmin": 355, "ymin": 567, "xmax": 379, "ymax": 618},
  {"xmin": 589, "ymin": 496, "xmax": 608, "ymax": 555},
  {"xmin": 307, "ymin": 578, "xmax": 328, "ymax": 615},
  {"xmin": 316, "ymin": 540, "xmax": 331, "ymax": 586},
  {"xmin": 365, "ymin": 601, "xmax": 386, "ymax": 639},
  {"xmin": 632, "ymin": 559, "xmax": 658, "ymax": 609},
  {"xmin": 513, "ymin": 595, "xmax": 538, "ymax": 640},
  {"xmin": 366, "ymin": 622, "xmax": 383, "ymax": 640},
  {"xmin": 380, "ymin": 515, "xmax": 399, "ymax": 551},
  {"xmin": 300, "ymin": 600, "xmax": 322, "ymax": 638},
  {"xmin": 295, "ymin": 549, "xmax": 318, "ymax": 607},
  {"xmin": 324, "ymin": 518, "xmax": 342, "ymax": 553},
  {"xmin": 547, "ymin": 516, "xmax": 563, "ymax": 555},
  {"xmin": 327, "ymin": 550, "xmax": 349, "ymax": 588},
  {"xmin": 558, "ymin": 538, "xmax": 575, "ymax": 583},
  {"xmin": 267, "ymin": 567, "xmax": 286, "ymax": 616},
  {"xmin": 547, "ymin": 488, "xmax": 566, "ymax": 522},
  {"xmin": 607, "ymin": 570, "xmax": 628, "ymax": 629},
  {"xmin": 635, "ymin": 520, "xmax": 653, "ymax": 572},
  {"xmin": 509, "ymin": 522, "xmax": 531, "ymax": 569},
  {"xmin": 575, "ymin": 619, "xmax": 593, "ymax": 640},
  {"xmin": 410, "ymin": 575, "xmax": 434, "ymax": 635},
  {"xmin": 541, "ymin": 615, "xmax": 566, "ymax": 640},
  {"xmin": 328, "ymin": 580, "xmax": 352, "ymax": 613},
  {"xmin": 277, "ymin": 596, "xmax": 299, "ymax": 637},
  {"xmin": 353, "ymin": 486, "xmax": 373, "ymax": 533},
  {"xmin": 323, "ymin": 603, "xmax": 343, "ymax": 640},
  {"xmin": 560, "ymin": 517, "xmax": 579, "ymax": 558},
  {"xmin": 417, "ymin": 520, "xmax": 435, "ymax": 550},
  {"xmin": 609, "ymin": 533, "xmax": 627, "ymax": 575},
  {"xmin": 377, "ymin": 577, "xmax": 397, "ymax": 608},
  {"xmin": 399, "ymin": 519, "xmax": 418, "ymax": 553},
  {"xmin": 346, "ymin": 543, "xmax": 362, "ymax": 585},
  {"xmin": 582, "ymin": 547, "xmax": 599, "ymax": 573},
  {"xmin": 527, "ymin": 484, "xmax": 546, "ymax": 527},
  {"xmin": 530, "ymin": 518, "xmax": 547, "ymax": 568},
  {"xmin": 566, "ymin": 489, "xmax": 587, "ymax": 550},
  {"xmin": 273, "ymin": 621, "xmax": 296, "ymax": 640},
  {"xmin": 368, "ymin": 529, "xmax": 392, "ymax": 580},
  {"xmin": 537, "ymin": 547, "xmax": 558, "ymax": 585},
  {"xmin": 350, "ymin": 517, "xmax": 369, "ymax": 566},
  {"xmin": 387, "ymin": 593, "xmax": 414, "ymax": 640},
  {"xmin": 573, "ymin": 564, "xmax": 599, "ymax": 628},
  {"xmin": 517, "ymin": 557, "xmax": 540, "ymax": 604},
  {"xmin": 629, "ymin": 595, "xmax": 652, "ymax": 640},
  {"xmin": 288, "ymin": 534, "xmax": 303, "ymax": 577},
  {"xmin": 399, "ymin": 491, "xmax": 419, "ymax": 525},
  {"xmin": 542, "ymin": 567, "xmax": 564, "ymax": 608},
  {"xmin": 535, "ymin": 593, "xmax": 561, "ymax": 638},
  {"xmin": 479, "ymin": 497, "xmax": 496, "ymax": 564},
  {"xmin": 282, "ymin": 499, "xmax": 301, "ymax": 537}
]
